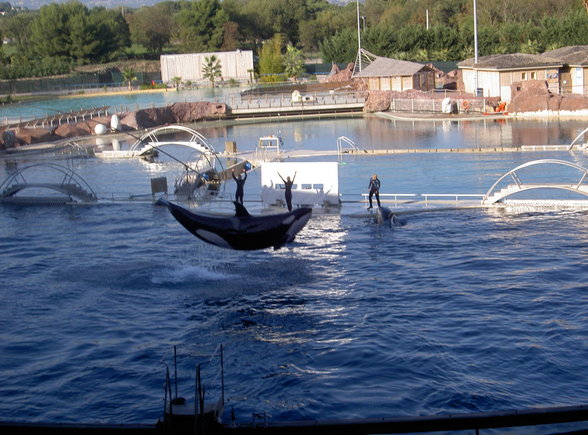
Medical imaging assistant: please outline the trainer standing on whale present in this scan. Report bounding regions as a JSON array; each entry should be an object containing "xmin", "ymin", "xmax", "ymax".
[
  {"xmin": 232, "ymin": 168, "xmax": 247, "ymax": 205},
  {"xmin": 367, "ymin": 173, "xmax": 381, "ymax": 209}
]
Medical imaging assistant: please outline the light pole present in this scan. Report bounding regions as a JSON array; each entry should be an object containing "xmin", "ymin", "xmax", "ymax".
[
  {"xmin": 473, "ymin": 0, "xmax": 479, "ymax": 95},
  {"xmin": 356, "ymin": 0, "xmax": 362, "ymax": 72},
  {"xmin": 473, "ymin": 0, "xmax": 479, "ymax": 64}
]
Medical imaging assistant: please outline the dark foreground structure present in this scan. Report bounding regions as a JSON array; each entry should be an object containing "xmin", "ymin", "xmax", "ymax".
[{"xmin": 3, "ymin": 404, "xmax": 588, "ymax": 435}]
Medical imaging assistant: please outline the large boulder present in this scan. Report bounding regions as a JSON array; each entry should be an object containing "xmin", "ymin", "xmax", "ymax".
[
  {"xmin": 13, "ymin": 127, "xmax": 57, "ymax": 145},
  {"xmin": 324, "ymin": 63, "xmax": 355, "ymax": 83},
  {"xmin": 169, "ymin": 102, "xmax": 227, "ymax": 123},
  {"xmin": 119, "ymin": 102, "xmax": 227, "ymax": 130},
  {"xmin": 559, "ymin": 94, "xmax": 588, "ymax": 112},
  {"xmin": 53, "ymin": 123, "xmax": 91, "ymax": 138},
  {"xmin": 443, "ymin": 69, "xmax": 461, "ymax": 90},
  {"xmin": 119, "ymin": 106, "xmax": 175, "ymax": 130},
  {"xmin": 364, "ymin": 91, "xmax": 391, "ymax": 112},
  {"xmin": 509, "ymin": 80, "xmax": 588, "ymax": 113}
]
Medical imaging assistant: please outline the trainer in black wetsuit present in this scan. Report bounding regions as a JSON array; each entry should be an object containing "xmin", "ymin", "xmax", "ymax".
[
  {"xmin": 232, "ymin": 168, "xmax": 247, "ymax": 205},
  {"xmin": 278, "ymin": 171, "xmax": 297, "ymax": 211},
  {"xmin": 368, "ymin": 173, "xmax": 381, "ymax": 209}
]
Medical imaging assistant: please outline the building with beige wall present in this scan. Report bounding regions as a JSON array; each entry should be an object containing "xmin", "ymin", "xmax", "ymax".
[
  {"xmin": 458, "ymin": 53, "xmax": 562, "ymax": 102},
  {"xmin": 352, "ymin": 56, "xmax": 436, "ymax": 92},
  {"xmin": 160, "ymin": 50, "xmax": 254, "ymax": 84},
  {"xmin": 541, "ymin": 46, "xmax": 588, "ymax": 95}
]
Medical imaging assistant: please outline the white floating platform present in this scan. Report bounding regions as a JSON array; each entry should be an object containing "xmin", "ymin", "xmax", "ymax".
[{"xmin": 96, "ymin": 150, "xmax": 141, "ymax": 159}]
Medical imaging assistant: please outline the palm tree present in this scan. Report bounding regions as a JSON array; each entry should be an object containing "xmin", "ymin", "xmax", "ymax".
[
  {"xmin": 202, "ymin": 55, "xmax": 222, "ymax": 88},
  {"xmin": 171, "ymin": 76, "xmax": 183, "ymax": 91},
  {"xmin": 121, "ymin": 68, "xmax": 137, "ymax": 91},
  {"xmin": 283, "ymin": 44, "xmax": 304, "ymax": 82}
]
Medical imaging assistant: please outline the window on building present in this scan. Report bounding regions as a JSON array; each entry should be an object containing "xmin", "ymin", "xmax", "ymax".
[
  {"xmin": 522, "ymin": 72, "xmax": 527, "ymax": 80},
  {"xmin": 531, "ymin": 72, "xmax": 537, "ymax": 80}
]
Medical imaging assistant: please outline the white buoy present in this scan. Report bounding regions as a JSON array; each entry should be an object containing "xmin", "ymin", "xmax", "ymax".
[
  {"xmin": 441, "ymin": 97, "xmax": 452, "ymax": 114},
  {"xmin": 110, "ymin": 114, "xmax": 120, "ymax": 132},
  {"xmin": 94, "ymin": 124, "xmax": 107, "ymax": 135}
]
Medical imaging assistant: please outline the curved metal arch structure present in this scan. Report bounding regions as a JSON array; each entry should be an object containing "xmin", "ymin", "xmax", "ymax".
[
  {"xmin": 129, "ymin": 125, "xmax": 216, "ymax": 156},
  {"xmin": 0, "ymin": 163, "xmax": 97, "ymax": 203},
  {"xmin": 483, "ymin": 159, "xmax": 588, "ymax": 204},
  {"xmin": 567, "ymin": 126, "xmax": 588, "ymax": 151},
  {"xmin": 127, "ymin": 126, "xmax": 227, "ymax": 201}
]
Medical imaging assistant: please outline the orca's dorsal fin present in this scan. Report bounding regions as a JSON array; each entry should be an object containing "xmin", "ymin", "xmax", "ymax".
[{"xmin": 233, "ymin": 201, "xmax": 251, "ymax": 217}]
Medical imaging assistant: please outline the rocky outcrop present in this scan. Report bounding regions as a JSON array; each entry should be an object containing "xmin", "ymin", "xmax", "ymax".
[
  {"xmin": 322, "ymin": 63, "xmax": 367, "ymax": 91},
  {"xmin": 53, "ymin": 124, "xmax": 94, "ymax": 138},
  {"xmin": 11, "ymin": 127, "xmax": 58, "ymax": 146},
  {"xmin": 509, "ymin": 80, "xmax": 588, "ymax": 113},
  {"xmin": 0, "ymin": 102, "xmax": 228, "ymax": 150},
  {"xmin": 443, "ymin": 69, "xmax": 461, "ymax": 91},
  {"xmin": 364, "ymin": 91, "xmax": 392, "ymax": 112},
  {"xmin": 509, "ymin": 80, "xmax": 558, "ymax": 112},
  {"xmin": 325, "ymin": 63, "xmax": 355, "ymax": 82},
  {"xmin": 119, "ymin": 106, "xmax": 175, "ymax": 130},
  {"xmin": 170, "ymin": 102, "xmax": 227, "ymax": 123},
  {"xmin": 119, "ymin": 102, "xmax": 227, "ymax": 130}
]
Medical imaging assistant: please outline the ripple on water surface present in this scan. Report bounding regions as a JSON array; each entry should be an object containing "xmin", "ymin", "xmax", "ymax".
[{"xmin": 1, "ymin": 205, "xmax": 588, "ymax": 425}]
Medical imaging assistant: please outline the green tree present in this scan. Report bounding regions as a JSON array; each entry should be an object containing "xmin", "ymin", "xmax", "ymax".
[
  {"xmin": 202, "ymin": 55, "xmax": 222, "ymax": 87},
  {"xmin": 29, "ymin": 3, "xmax": 71, "ymax": 59},
  {"xmin": 67, "ymin": 4, "xmax": 100, "ymax": 64},
  {"xmin": 0, "ymin": 12, "xmax": 36, "ymax": 57},
  {"xmin": 240, "ymin": 0, "xmax": 329, "ymax": 47},
  {"xmin": 91, "ymin": 7, "xmax": 130, "ymax": 62},
  {"xmin": 177, "ymin": 0, "xmax": 228, "ymax": 52},
  {"xmin": 299, "ymin": 4, "xmax": 355, "ymax": 52},
  {"xmin": 283, "ymin": 43, "xmax": 304, "ymax": 81},
  {"xmin": 258, "ymin": 34, "xmax": 285, "ymax": 81},
  {"xmin": 361, "ymin": 25, "xmax": 399, "ymax": 58},
  {"xmin": 26, "ymin": 2, "xmax": 129, "ymax": 67},
  {"xmin": 127, "ymin": 4, "xmax": 172, "ymax": 54},
  {"xmin": 319, "ymin": 27, "xmax": 357, "ymax": 64}
]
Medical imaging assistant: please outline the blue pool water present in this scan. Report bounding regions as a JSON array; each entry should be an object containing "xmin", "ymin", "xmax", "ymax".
[
  {"xmin": 0, "ymin": 87, "xmax": 232, "ymax": 121},
  {"xmin": 1, "ymin": 111, "xmax": 588, "ymax": 430}
]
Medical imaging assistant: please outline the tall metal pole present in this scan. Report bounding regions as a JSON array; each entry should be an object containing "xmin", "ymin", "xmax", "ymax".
[
  {"xmin": 356, "ymin": 0, "xmax": 362, "ymax": 72},
  {"xmin": 473, "ymin": 0, "xmax": 479, "ymax": 95},
  {"xmin": 473, "ymin": 0, "xmax": 479, "ymax": 64}
]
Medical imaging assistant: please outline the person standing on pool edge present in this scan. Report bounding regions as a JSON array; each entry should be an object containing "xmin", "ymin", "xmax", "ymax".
[
  {"xmin": 278, "ymin": 171, "xmax": 297, "ymax": 211},
  {"xmin": 367, "ymin": 173, "xmax": 381, "ymax": 209},
  {"xmin": 232, "ymin": 167, "xmax": 247, "ymax": 204}
]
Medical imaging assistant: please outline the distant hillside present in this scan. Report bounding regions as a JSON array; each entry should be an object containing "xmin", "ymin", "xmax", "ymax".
[
  {"xmin": 11, "ymin": 0, "xmax": 353, "ymax": 10},
  {"xmin": 11, "ymin": 0, "xmax": 169, "ymax": 9}
]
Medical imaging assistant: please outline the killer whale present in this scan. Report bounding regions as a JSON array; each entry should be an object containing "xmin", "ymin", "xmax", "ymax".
[
  {"xmin": 375, "ymin": 206, "xmax": 399, "ymax": 227},
  {"xmin": 159, "ymin": 199, "xmax": 312, "ymax": 250}
]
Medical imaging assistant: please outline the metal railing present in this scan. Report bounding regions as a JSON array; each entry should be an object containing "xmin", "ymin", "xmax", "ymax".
[
  {"xmin": 359, "ymin": 193, "xmax": 417, "ymax": 206},
  {"xmin": 390, "ymin": 97, "xmax": 487, "ymax": 113},
  {"xmin": 230, "ymin": 91, "xmax": 366, "ymax": 111},
  {"xmin": 421, "ymin": 193, "xmax": 485, "ymax": 204},
  {"xmin": 357, "ymin": 193, "xmax": 485, "ymax": 206}
]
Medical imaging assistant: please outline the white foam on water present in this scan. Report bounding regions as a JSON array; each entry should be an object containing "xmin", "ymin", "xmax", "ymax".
[{"xmin": 151, "ymin": 263, "xmax": 234, "ymax": 284}]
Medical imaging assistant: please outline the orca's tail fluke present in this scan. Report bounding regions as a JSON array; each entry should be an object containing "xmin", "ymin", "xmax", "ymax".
[{"xmin": 233, "ymin": 201, "xmax": 251, "ymax": 217}]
